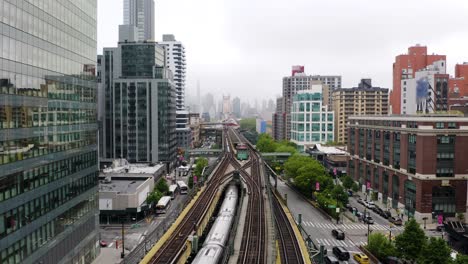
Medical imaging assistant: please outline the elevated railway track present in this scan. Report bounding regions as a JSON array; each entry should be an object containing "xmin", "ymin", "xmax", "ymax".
[{"xmin": 140, "ymin": 127, "xmax": 305, "ymax": 264}]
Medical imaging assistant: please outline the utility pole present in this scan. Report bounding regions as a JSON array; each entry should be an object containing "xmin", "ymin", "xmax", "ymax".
[{"xmin": 121, "ymin": 219, "xmax": 125, "ymax": 258}]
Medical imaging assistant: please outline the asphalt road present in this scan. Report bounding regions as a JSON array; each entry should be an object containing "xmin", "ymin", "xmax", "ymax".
[{"xmin": 271, "ymin": 176, "xmax": 363, "ymax": 264}]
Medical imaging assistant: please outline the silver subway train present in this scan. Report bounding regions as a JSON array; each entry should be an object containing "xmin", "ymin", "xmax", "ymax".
[{"xmin": 191, "ymin": 185, "xmax": 238, "ymax": 264}]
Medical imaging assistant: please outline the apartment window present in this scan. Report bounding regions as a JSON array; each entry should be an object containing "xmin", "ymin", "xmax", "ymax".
[
  {"xmin": 435, "ymin": 122, "xmax": 444, "ymax": 129},
  {"xmin": 448, "ymin": 122, "xmax": 457, "ymax": 129}
]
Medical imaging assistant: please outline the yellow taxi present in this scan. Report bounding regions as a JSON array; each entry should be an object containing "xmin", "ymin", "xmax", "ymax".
[{"xmin": 353, "ymin": 252, "xmax": 370, "ymax": 264}]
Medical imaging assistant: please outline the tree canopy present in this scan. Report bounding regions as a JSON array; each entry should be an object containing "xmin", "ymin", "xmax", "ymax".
[
  {"xmin": 255, "ymin": 134, "xmax": 297, "ymax": 154},
  {"xmin": 394, "ymin": 218, "xmax": 427, "ymax": 261},
  {"xmin": 194, "ymin": 157, "xmax": 208, "ymax": 178},
  {"xmin": 367, "ymin": 233, "xmax": 397, "ymax": 260},
  {"xmin": 342, "ymin": 175, "xmax": 355, "ymax": 189},
  {"xmin": 419, "ymin": 237, "xmax": 452, "ymax": 264},
  {"xmin": 239, "ymin": 118, "xmax": 256, "ymax": 131},
  {"xmin": 156, "ymin": 178, "xmax": 169, "ymax": 194}
]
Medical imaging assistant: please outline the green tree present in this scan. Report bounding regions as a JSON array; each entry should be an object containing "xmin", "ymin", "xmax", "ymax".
[
  {"xmin": 331, "ymin": 185, "xmax": 348, "ymax": 206},
  {"xmin": 188, "ymin": 174, "xmax": 194, "ymax": 189},
  {"xmin": 351, "ymin": 182, "xmax": 359, "ymax": 192},
  {"xmin": 256, "ymin": 134, "xmax": 277, "ymax": 152},
  {"xmin": 284, "ymin": 155, "xmax": 321, "ymax": 179},
  {"xmin": 156, "ymin": 179, "xmax": 169, "ymax": 194},
  {"xmin": 239, "ymin": 118, "xmax": 256, "ymax": 131},
  {"xmin": 146, "ymin": 190, "xmax": 163, "ymax": 205},
  {"xmin": 342, "ymin": 175, "xmax": 354, "ymax": 189},
  {"xmin": 275, "ymin": 145, "xmax": 297, "ymax": 155},
  {"xmin": 454, "ymin": 254, "xmax": 468, "ymax": 264},
  {"xmin": 194, "ymin": 157, "xmax": 209, "ymax": 178},
  {"xmin": 418, "ymin": 237, "xmax": 452, "ymax": 264},
  {"xmin": 395, "ymin": 218, "xmax": 427, "ymax": 261},
  {"xmin": 366, "ymin": 233, "xmax": 397, "ymax": 260}
]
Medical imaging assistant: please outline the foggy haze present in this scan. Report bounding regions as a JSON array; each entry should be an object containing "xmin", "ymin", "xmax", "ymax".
[{"xmin": 98, "ymin": 0, "xmax": 468, "ymax": 104}]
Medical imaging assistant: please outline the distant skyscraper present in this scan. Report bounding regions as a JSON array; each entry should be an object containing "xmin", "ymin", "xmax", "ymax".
[
  {"xmin": 390, "ymin": 45, "xmax": 446, "ymax": 114},
  {"xmin": 203, "ymin": 93, "xmax": 215, "ymax": 114},
  {"xmin": 222, "ymin": 96, "xmax": 232, "ymax": 115},
  {"xmin": 0, "ymin": 1, "xmax": 99, "ymax": 263},
  {"xmin": 159, "ymin": 35, "xmax": 187, "ymax": 110},
  {"xmin": 268, "ymin": 99, "xmax": 276, "ymax": 112},
  {"xmin": 233, "ymin": 97, "xmax": 241, "ymax": 118},
  {"xmin": 124, "ymin": 0, "xmax": 155, "ymax": 41}
]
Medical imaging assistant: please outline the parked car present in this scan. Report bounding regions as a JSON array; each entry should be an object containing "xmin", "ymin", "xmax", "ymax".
[
  {"xmin": 366, "ymin": 201, "xmax": 375, "ymax": 209},
  {"xmin": 349, "ymin": 206, "xmax": 357, "ymax": 212},
  {"xmin": 332, "ymin": 246, "xmax": 350, "ymax": 261},
  {"xmin": 373, "ymin": 206, "xmax": 384, "ymax": 215},
  {"xmin": 389, "ymin": 217, "xmax": 403, "ymax": 226},
  {"xmin": 357, "ymin": 198, "xmax": 364, "ymax": 204},
  {"xmin": 381, "ymin": 210, "xmax": 392, "ymax": 219},
  {"xmin": 363, "ymin": 216, "xmax": 374, "ymax": 224},
  {"xmin": 100, "ymin": 240, "xmax": 108, "ymax": 247},
  {"xmin": 324, "ymin": 255, "xmax": 339, "ymax": 264},
  {"xmin": 353, "ymin": 253, "xmax": 370, "ymax": 264},
  {"xmin": 347, "ymin": 190, "xmax": 353, "ymax": 196},
  {"xmin": 331, "ymin": 229, "xmax": 345, "ymax": 240},
  {"xmin": 345, "ymin": 203, "xmax": 352, "ymax": 210}
]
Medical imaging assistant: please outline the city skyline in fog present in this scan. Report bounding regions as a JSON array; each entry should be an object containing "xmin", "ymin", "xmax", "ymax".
[{"xmin": 98, "ymin": 0, "xmax": 468, "ymax": 103}]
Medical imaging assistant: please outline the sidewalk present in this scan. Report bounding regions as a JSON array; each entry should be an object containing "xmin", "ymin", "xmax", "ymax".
[
  {"xmin": 92, "ymin": 248, "xmax": 128, "ymax": 264},
  {"xmin": 352, "ymin": 190, "xmax": 440, "ymax": 230}
]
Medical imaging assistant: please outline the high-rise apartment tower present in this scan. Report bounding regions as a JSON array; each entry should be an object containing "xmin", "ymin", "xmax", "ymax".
[{"xmin": 159, "ymin": 34, "xmax": 186, "ymax": 110}]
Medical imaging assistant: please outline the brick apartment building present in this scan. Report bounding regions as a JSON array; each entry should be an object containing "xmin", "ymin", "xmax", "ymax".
[{"xmin": 347, "ymin": 115, "xmax": 468, "ymax": 222}]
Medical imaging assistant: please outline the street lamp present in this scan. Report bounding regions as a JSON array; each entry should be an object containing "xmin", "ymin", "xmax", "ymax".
[{"xmin": 121, "ymin": 219, "xmax": 125, "ymax": 258}]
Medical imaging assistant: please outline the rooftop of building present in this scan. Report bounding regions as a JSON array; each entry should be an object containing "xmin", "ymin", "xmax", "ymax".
[
  {"xmin": 98, "ymin": 177, "xmax": 148, "ymax": 194},
  {"xmin": 101, "ymin": 159, "xmax": 164, "ymax": 175},
  {"xmin": 308, "ymin": 144, "xmax": 347, "ymax": 155},
  {"xmin": 349, "ymin": 113, "xmax": 468, "ymax": 121}
]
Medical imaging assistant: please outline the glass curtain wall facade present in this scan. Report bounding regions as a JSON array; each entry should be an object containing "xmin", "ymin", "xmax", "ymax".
[
  {"xmin": 0, "ymin": 0, "xmax": 99, "ymax": 263},
  {"xmin": 290, "ymin": 92, "xmax": 334, "ymax": 151},
  {"xmin": 100, "ymin": 42, "xmax": 176, "ymax": 165}
]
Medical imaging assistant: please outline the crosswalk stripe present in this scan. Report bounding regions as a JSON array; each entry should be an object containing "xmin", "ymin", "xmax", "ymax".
[{"xmin": 348, "ymin": 240, "xmax": 355, "ymax": 246}]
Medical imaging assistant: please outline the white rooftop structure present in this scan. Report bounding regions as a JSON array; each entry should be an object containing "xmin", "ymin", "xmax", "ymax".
[
  {"xmin": 308, "ymin": 144, "xmax": 347, "ymax": 155},
  {"xmin": 102, "ymin": 158, "xmax": 164, "ymax": 174}
]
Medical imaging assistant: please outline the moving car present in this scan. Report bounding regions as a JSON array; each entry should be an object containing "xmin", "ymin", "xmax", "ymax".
[
  {"xmin": 366, "ymin": 201, "xmax": 375, "ymax": 209},
  {"xmin": 363, "ymin": 216, "xmax": 374, "ymax": 224},
  {"xmin": 100, "ymin": 240, "xmax": 108, "ymax": 247},
  {"xmin": 331, "ymin": 229, "xmax": 345, "ymax": 240},
  {"xmin": 332, "ymin": 246, "xmax": 350, "ymax": 261},
  {"xmin": 389, "ymin": 217, "xmax": 403, "ymax": 226},
  {"xmin": 357, "ymin": 198, "xmax": 364, "ymax": 204},
  {"xmin": 353, "ymin": 252, "xmax": 370, "ymax": 264},
  {"xmin": 324, "ymin": 256, "xmax": 339, "ymax": 264}
]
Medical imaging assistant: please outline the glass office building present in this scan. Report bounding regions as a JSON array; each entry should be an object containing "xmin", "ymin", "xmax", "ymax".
[
  {"xmin": 0, "ymin": 0, "xmax": 99, "ymax": 263},
  {"xmin": 99, "ymin": 41, "xmax": 177, "ymax": 164}
]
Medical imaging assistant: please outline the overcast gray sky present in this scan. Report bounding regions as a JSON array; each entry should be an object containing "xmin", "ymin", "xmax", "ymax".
[{"xmin": 98, "ymin": 0, "xmax": 468, "ymax": 104}]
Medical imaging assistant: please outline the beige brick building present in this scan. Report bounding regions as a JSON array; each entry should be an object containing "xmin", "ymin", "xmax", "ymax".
[{"xmin": 332, "ymin": 79, "xmax": 389, "ymax": 143}]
